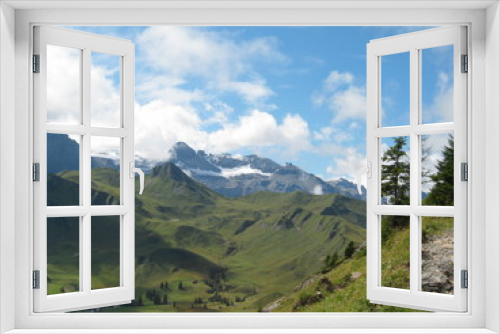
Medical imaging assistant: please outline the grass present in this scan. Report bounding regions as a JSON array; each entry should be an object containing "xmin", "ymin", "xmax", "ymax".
[{"xmin": 50, "ymin": 164, "xmax": 436, "ymax": 313}]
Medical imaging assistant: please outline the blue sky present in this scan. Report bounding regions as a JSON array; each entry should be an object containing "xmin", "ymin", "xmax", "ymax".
[{"xmin": 59, "ymin": 26, "xmax": 452, "ymax": 182}]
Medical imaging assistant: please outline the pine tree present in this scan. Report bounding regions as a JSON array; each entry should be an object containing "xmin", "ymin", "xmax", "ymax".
[
  {"xmin": 344, "ymin": 241, "xmax": 356, "ymax": 258},
  {"xmin": 381, "ymin": 136, "xmax": 410, "ymax": 229},
  {"xmin": 425, "ymin": 135, "xmax": 454, "ymax": 206}
]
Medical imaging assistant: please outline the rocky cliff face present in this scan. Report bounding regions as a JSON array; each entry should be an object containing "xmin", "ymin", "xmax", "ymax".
[
  {"xmin": 421, "ymin": 229, "xmax": 454, "ymax": 294},
  {"xmin": 166, "ymin": 142, "xmax": 367, "ymax": 199}
]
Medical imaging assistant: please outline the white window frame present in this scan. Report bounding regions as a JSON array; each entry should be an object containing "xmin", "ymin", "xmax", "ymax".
[
  {"xmin": 0, "ymin": 1, "xmax": 499, "ymax": 333},
  {"xmin": 366, "ymin": 26, "xmax": 468, "ymax": 312},
  {"xmin": 33, "ymin": 26, "xmax": 136, "ymax": 313}
]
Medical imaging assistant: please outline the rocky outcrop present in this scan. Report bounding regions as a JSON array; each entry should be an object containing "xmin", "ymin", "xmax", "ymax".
[{"xmin": 421, "ymin": 229, "xmax": 454, "ymax": 294}]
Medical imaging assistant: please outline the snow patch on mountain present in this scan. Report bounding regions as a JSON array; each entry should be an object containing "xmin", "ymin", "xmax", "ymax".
[
  {"xmin": 183, "ymin": 165, "xmax": 272, "ymax": 178},
  {"xmin": 221, "ymin": 166, "xmax": 272, "ymax": 178}
]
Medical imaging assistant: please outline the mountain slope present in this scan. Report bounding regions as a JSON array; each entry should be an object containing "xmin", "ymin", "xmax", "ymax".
[
  {"xmin": 267, "ymin": 227, "xmax": 417, "ymax": 312},
  {"xmin": 48, "ymin": 162, "xmax": 367, "ymax": 312}
]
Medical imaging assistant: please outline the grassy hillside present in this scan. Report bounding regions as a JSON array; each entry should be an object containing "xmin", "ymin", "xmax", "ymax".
[
  {"xmin": 269, "ymin": 217, "xmax": 453, "ymax": 312},
  {"xmin": 48, "ymin": 163, "xmax": 368, "ymax": 312}
]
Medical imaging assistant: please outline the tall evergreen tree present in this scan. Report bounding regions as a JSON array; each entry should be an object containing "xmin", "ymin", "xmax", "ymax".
[
  {"xmin": 381, "ymin": 136, "xmax": 410, "ymax": 205},
  {"xmin": 424, "ymin": 135, "xmax": 454, "ymax": 206},
  {"xmin": 381, "ymin": 137, "xmax": 410, "ymax": 229}
]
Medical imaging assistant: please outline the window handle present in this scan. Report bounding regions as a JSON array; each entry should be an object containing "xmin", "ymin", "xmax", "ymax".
[
  {"xmin": 129, "ymin": 162, "xmax": 145, "ymax": 195},
  {"xmin": 356, "ymin": 161, "xmax": 371, "ymax": 195}
]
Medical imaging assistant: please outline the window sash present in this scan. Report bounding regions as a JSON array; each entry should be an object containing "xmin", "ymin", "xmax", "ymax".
[
  {"xmin": 33, "ymin": 25, "xmax": 136, "ymax": 313},
  {"xmin": 366, "ymin": 26, "xmax": 468, "ymax": 312}
]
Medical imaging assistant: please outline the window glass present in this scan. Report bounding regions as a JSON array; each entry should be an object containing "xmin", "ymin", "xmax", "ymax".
[
  {"xmin": 47, "ymin": 217, "xmax": 80, "ymax": 295},
  {"xmin": 381, "ymin": 136, "xmax": 410, "ymax": 206},
  {"xmin": 381, "ymin": 215, "xmax": 410, "ymax": 290},
  {"xmin": 91, "ymin": 136, "xmax": 121, "ymax": 205},
  {"xmin": 91, "ymin": 216, "xmax": 121, "ymax": 290},
  {"xmin": 381, "ymin": 52, "xmax": 410, "ymax": 127},
  {"xmin": 421, "ymin": 216, "xmax": 454, "ymax": 295},
  {"xmin": 91, "ymin": 52, "xmax": 121, "ymax": 128},
  {"xmin": 421, "ymin": 45, "xmax": 454, "ymax": 124},
  {"xmin": 46, "ymin": 45, "xmax": 81, "ymax": 124},
  {"xmin": 47, "ymin": 134, "xmax": 80, "ymax": 206}
]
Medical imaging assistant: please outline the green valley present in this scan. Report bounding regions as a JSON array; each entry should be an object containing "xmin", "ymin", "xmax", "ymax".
[{"xmin": 48, "ymin": 162, "xmax": 367, "ymax": 312}]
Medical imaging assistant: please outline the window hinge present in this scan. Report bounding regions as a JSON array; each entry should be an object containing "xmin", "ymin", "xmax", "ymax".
[
  {"xmin": 33, "ymin": 163, "xmax": 40, "ymax": 182},
  {"xmin": 461, "ymin": 162, "xmax": 468, "ymax": 181},
  {"xmin": 33, "ymin": 54, "xmax": 40, "ymax": 73},
  {"xmin": 33, "ymin": 270, "xmax": 40, "ymax": 289},
  {"xmin": 461, "ymin": 54, "xmax": 468, "ymax": 73},
  {"xmin": 461, "ymin": 270, "xmax": 468, "ymax": 289}
]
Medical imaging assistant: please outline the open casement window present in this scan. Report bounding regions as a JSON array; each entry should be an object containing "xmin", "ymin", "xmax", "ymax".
[
  {"xmin": 33, "ymin": 26, "xmax": 141, "ymax": 312},
  {"xmin": 365, "ymin": 26, "xmax": 467, "ymax": 312}
]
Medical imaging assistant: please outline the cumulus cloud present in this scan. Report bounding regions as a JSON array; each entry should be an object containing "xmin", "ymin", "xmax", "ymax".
[
  {"xmin": 134, "ymin": 99, "xmax": 208, "ymax": 161},
  {"xmin": 423, "ymin": 71, "xmax": 453, "ymax": 123},
  {"xmin": 46, "ymin": 45, "xmax": 82, "ymax": 124},
  {"xmin": 136, "ymin": 26, "xmax": 287, "ymax": 105},
  {"xmin": 207, "ymin": 109, "xmax": 311, "ymax": 154},
  {"xmin": 46, "ymin": 45, "xmax": 123, "ymax": 128},
  {"xmin": 313, "ymin": 70, "xmax": 366, "ymax": 123},
  {"xmin": 218, "ymin": 80, "xmax": 274, "ymax": 104},
  {"xmin": 312, "ymin": 185, "xmax": 324, "ymax": 195},
  {"xmin": 326, "ymin": 147, "xmax": 367, "ymax": 185},
  {"xmin": 47, "ymin": 27, "xmax": 317, "ymax": 166}
]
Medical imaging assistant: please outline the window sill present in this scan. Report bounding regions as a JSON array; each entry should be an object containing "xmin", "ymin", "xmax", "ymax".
[{"xmin": 4, "ymin": 330, "xmax": 498, "ymax": 334}]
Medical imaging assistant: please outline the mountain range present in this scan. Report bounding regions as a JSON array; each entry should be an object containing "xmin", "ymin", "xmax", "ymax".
[
  {"xmin": 167, "ymin": 142, "xmax": 366, "ymax": 200},
  {"xmin": 47, "ymin": 134, "xmax": 366, "ymax": 200}
]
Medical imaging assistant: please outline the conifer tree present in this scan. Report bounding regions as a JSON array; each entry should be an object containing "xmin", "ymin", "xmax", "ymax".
[
  {"xmin": 344, "ymin": 241, "xmax": 356, "ymax": 258},
  {"xmin": 424, "ymin": 135, "xmax": 454, "ymax": 206},
  {"xmin": 381, "ymin": 136, "xmax": 410, "ymax": 229}
]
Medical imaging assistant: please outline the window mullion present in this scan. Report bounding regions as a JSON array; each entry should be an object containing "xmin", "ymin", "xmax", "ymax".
[
  {"xmin": 409, "ymin": 47, "xmax": 420, "ymax": 294},
  {"xmin": 82, "ymin": 47, "xmax": 91, "ymax": 294}
]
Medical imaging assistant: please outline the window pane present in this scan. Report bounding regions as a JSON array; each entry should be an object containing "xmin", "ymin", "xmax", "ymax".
[
  {"xmin": 91, "ymin": 216, "xmax": 121, "ymax": 290},
  {"xmin": 381, "ymin": 136, "xmax": 410, "ymax": 205},
  {"xmin": 421, "ymin": 45, "xmax": 454, "ymax": 124},
  {"xmin": 421, "ymin": 134, "xmax": 454, "ymax": 206},
  {"xmin": 421, "ymin": 217, "xmax": 454, "ymax": 294},
  {"xmin": 91, "ymin": 52, "xmax": 121, "ymax": 128},
  {"xmin": 47, "ymin": 45, "xmax": 81, "ymax": 124},
  {"xmin": 91, "ymin": 136, "xmax": 121, "ymax": 205},
  {"xmin": 381, "ymin": 215, "xmax": 410, "ymax": 290},
  {"xmin": 381, "ymin": 52, "xmax": 410, "ymax": 127},
  {"xmin": 47, "ymin": 217, "xmax": 80, "ymax": 295},
  {"xmin": 47, "ymin": 133, "xmax": 80, "ymax": 206}
]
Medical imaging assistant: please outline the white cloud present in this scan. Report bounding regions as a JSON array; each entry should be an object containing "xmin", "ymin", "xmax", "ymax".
[
  {"xmin": 46, "ymin": 45, "xmax": 82, "ymax": 124},
  {"xmin": 207, "ymin": 109, "xmax": 311, "ymax": 154},
  {"xmin": 136, "ymin": 26, "xmax": 285, "ymax": 105},
  {"xmin": 47, "ymin": 27, "xmax": 315, "ymax": 165},
  {"xmin": 134, "ymin": 99, "xmax": 208, "ymax": 161},
  {"xmin": 313, "ymin": 70, "xmax": 366, "ymax": 123},
  {"xmin": 46, "ymin": 45, "xmax": 124, "ymax": 128},
  {"xmin": 423, "ymin": 71, "xmax": 453, "ymax": 123},
  {"xmin": 313, "ymin": 125, "xmax": 355, "ymax": 144},
  {"xmin": 326, "ymin": 147, "xmax": 367, "ymax": 185},
  {"xmin": 90, "ymin": 58, "xmax": 121, "ymax": 128},
  {"xmin": 312, "ymin": 185, "xmax": 324, "ymax": 195},
  {"xmin": 218, "ymin": 80, "xmax": 274, "ymax": 104}
]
